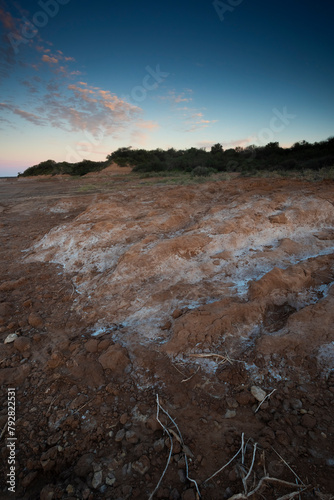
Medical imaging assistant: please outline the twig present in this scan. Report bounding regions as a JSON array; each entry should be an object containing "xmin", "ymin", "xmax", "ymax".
[
  {"xmin": 150, "ymin": 395, "xmax": 201, "ymax": 499},
  {"xmin": 172, "ymin": 363, "xmax": 186, "ymax": 377},
  {"xmin": 182, "ymin": 366, "xmax": 200, "ymax": 383},
  {"xmin": 185, "ymin": 453, "xmax": 201, "ymax": 498},
  {"xmin": 148, "ymin": 395, "xmax": 174, "ymax": 500},
  {"xmin": 271, "ymin": 447, "xmax": 305, "ymax": 486},
  {"xmin": 188, "ymin": 353, "xmax": 232, "ymax": 365},
  {"xmin": 277, "ymin": 489, "xmax": 308, "ymax": 500},
  {"xmin": 246, "ymin": 476, "xmax": 308, "ymax": 498},
  {"xmin": 204, "ymin": 445, "xmax": 242, "ymax": 483},
  {"xmin": 242, "ymin": 443, "xmax": 257, "ymax": 494},
  {"xmin": 72, "ymin": 399, "xmax": 92, "ymax": 416},
  {"xmin": 241, "ymin": 432, "xmax": 245, "ymax": 465},
  {"xmin": 47, "ymin": 396, "xmax": 57, "ymax": 414},
  {"xmin": 255, "ymin": 389, "xmax": 277, "ymax": 413}
]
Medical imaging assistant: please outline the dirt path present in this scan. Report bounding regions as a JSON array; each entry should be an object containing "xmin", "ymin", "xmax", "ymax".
[{"xmin": 0, "ymin": 175, "xmax": 333, "ymax": 499}]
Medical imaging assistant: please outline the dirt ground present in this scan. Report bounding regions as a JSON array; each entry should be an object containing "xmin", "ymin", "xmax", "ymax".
[{"xmin": 0, "ymin": 173, "xmax": 333, "ymax": 500}]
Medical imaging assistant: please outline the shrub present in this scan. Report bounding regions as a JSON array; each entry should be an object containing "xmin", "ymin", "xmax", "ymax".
[{"xmin": 191, "ymin": 166, "xmax": 213, "ymax": 177}]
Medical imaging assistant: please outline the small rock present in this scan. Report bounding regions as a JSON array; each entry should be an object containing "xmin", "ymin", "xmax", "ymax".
[
  {"xmin": 178, "ymin": 469, "xmax": 187, "ymax": 483},
  {"xmin": 182, "ymin": 489, "xmax": 196, "ymax": 500},
  {"xmin": 74, "ymin": 453, "xmax": 95, "ymax": 477},
  {"xmin": 66, "ymin": 485, "xmax": 75, "ymax": 495},
  {"xmin": 251, "ymin": 386, "xmax": 267, "ymax": 402},
  {"xmin": 153, "ymin": 438, "xmax": 165, "ymax": 453},
  {"xmin": 290, "ymin": 398, "xmax": 302, "ymax": 410},
  {"xmin": 105, "ymin": 472, "xmax": 116, "ymax": 486},
  {"xmin": 14, "ymin": 336, "xmax": 31, "ymax": 354},
  {"xmin": 226, "ymin": 397, "xmax": 238, "ymax": 409},
  {"xmin": 170, "ymin": 489, "xmax": 181, "ymax": 500},
  {"xmin": 236, "ymin": 391, "xmax": 251, "ymax": 405},
  {"xmin": 84, "ymin": 339, "xmax": 98, "ymax": 353},
  {"xmin": 301, "ymin": 414, "xmax": 317, "ymax": 429},
  {"xmin": 98, "ymin": 344, "xmax": 130, "ymax": 373},
  {"xmin": 40, "ymin": 485, "xmax": 56, "ymax": 500},
  {"xmin": 146, "ymin": 416, "xmax": 161, "ymax": 432},
  {"xmin": 126, "ymin": 430, "xmax": 139, "ymax": 444},
  {"xmin": 225, "ymin": 410, "xmax": 236, "ymax": 419},
  {"xmin": 115, "ymin": 429, "xmax": 125, "ymax": 442},
  {"xmin": 172, "ymin": 309, "xmax": 182, "ymax": 319},
  {"xmin": 28, "ymin": 312, "xmax": 44, "ymax": 329},
  {"xmin": 21, "ymin": 471, "xmax": 38, "ymax": 488},
  {"xmin": 120, "ymin": 413, "xmax": 129, "ymax": 425},
  {"xmin": 4, "ymin": 333, "xmax": 18, "ymax": 344},
  {"xmin": 161, "ymin": 320, "xmax": 172, "ymax": 330},
  {"xmin": 132, "ymin": 455, "xmax": 150, "ymax": 475},
  {"xmin": 92, "ymin": 470, "xmax": 103, "ymax": 489}
]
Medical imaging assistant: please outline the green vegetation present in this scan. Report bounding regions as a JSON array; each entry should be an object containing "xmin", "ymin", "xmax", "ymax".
[{"xmin": 19, "ymin": 137, "xmax": 334, "ymax": 178}]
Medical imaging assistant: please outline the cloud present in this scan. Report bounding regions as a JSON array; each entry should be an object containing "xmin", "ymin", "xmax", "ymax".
[
  {"xmin": 0, "ymin": 102, "xmax": 46, "ymax": 126},
  {"xmin": 0, "ymin": 7, "xmax": 16, "ymax": 31},
  {"xmin": 135, "ymin": 120, "xmax": 159, "ymax": 130},
  {"xmin": 42, "ymin": 54, "xmax": 59, "ymax": 64},
  {"xmin": 186, "ymin": 118, "xmax": 218, "ymax": 132},
  {"xmin": 21, "ymin": 79, "xmax": 39, "ymax": 94},
  {"xmin": 158, "ymin": 89, "xmax": 193, "ymax": 104}
]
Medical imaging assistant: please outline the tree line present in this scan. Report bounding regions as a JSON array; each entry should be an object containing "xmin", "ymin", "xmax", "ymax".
[{"xmin": 19, "ymin": 137, "xmax": 334, "ymax": 177}]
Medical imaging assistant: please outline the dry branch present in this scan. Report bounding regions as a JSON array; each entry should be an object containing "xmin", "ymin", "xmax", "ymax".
[
  {"xmin": 271, "ymin": 447, "xmax": 305, "ymax": 486},
  {"xmin": 148, "ymin": 395, "xmax": 173, "ymax": 500},
  {"xmin": 255, "ymin": 389, "xmax": 277, "ymax": 413}
]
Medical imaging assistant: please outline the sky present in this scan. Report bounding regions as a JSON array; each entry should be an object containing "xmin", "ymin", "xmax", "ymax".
[{"xmin": 0, "ymin": 0, "xmax": 333, "ymax": 176}]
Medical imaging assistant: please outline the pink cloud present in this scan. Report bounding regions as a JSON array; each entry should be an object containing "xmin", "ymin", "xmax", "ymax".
[
  {"xmin": 42, "ymin": 55, "xmax": 58, "ymax": 64},
  {"xmin": 135, "ymin": 120, "xmax": 159, "ymax": 130}
]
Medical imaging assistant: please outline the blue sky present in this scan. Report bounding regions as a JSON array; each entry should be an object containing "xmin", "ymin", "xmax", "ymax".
[{"xmin": 0, "ymin": 0, "xmax": 333, "ymax": 176}]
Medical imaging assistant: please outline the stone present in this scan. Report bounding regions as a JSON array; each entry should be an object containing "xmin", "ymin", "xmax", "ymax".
[
  {"xmin": 126, "ymin": 430, "xmax": 139, "ymax": 444},
  {"xmin": 92, "ymin": 470, "xmax": 103, "ymax": 489},
  {"xmin": 132, "ymin": 455, "xmax": 150, "ymax": 475},
  {"xmin": 40, "ymin": 485, "xmax": 56, "ymax": 500},
  {"xmin": 269, "ymin": 213, "xmax": 287, "ymax": 224},
  {"xmin": 40, "ymin": 446, "xmax": 58, "ymax": 471},
  {"xmin": 13, "ymin": 336, "xmax": 31, "ymax": 355},
  {"xmin": 21, "ymin": 471, "xmax": 38, "ymax": 488},
  {"xmin": 182, "ymin": 489, "xmax": 196, "ymax": 500},
  {"xmin": 115, "ymin": 429, "xmax": 125, "ymax": 442},
  {"xmin": 225, "ymin": 410, "xmax": 236, "ymax": 419},
  {"xmin": 153, "ymin": 438, "xmax": 165, "ymax": 453},
  {"xmin": 301, "ymin": 414, "xmax": 317, "ymax": 429},
  {"xmin": 236, "ymin": 391, "xmax": 252, "ymax": 405},
  {"xmin": 106, "ymin": 472, "xmax": 116, "ymax": 486},
  {"xmin": 74, "ymin": 453, "xmax": 95, "ymax": 477},
  {"xmin": 251, "ymin": 386, "xmax": 267, "ymax": 402},
  {"xmin": 4, "ymin": 333, "xmax": 18, "ymax": 344},
  {"xmin": 172, "ymin": 309, "xmax": 183, "ymax": 319},
  {"xmin": 98, "ymin": 344, "xmax": 130, "ymax": 374},
  {"xmin": 28, "ymin": 312, "xmax": 44, "ymax": 329},
  {"xmin": 84, "ymin": 339, "xmax": 98, "ymax": 353}
]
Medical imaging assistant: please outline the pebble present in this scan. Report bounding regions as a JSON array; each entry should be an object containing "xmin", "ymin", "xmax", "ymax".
[
  {"xmin": 125, "ymin": 430, "xmax": 139, "ymax": 444},
  {"xmin": 92, "ymin": 470, "xmax": 103, "ymax": 489},
  {"xmin": 225, "ymin": 410, "xmax": 236, "ymax": 419},
  {"xmin": 301, "ymin": 414, "xmax": 317, "ymax": 429},
  {"xmin": 115, "ymin": 429, "xmax": 125, "ymax": 442},
  {"xmin": 153, "ymin": 438, "xmax": 165, "ymax": 453},
  {"xmin": 251, "ymin": 386, "xmax": 267, "ymax": 402},
  {"xmin": 132, "ymin": 455, "xmax": 150, "ymax": 475},
  {"xmin": 4, "ymin": 333, "xmax": 18, "ymax": 344}
]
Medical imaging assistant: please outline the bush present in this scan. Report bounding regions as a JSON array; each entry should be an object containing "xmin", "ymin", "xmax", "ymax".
[{"xmin": 191, "ymin": 166, "xmax": 213, "ymax": 177}]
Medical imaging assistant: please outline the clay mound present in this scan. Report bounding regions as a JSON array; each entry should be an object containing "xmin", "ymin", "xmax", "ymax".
[
  {"xmin": 84, "ymin": 161, "xmax": 132, "ymax": 177},
  {"xmin": 26, "ymin": 179, "xmax": 334, "ymax": 374}
]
